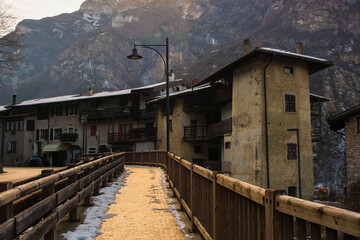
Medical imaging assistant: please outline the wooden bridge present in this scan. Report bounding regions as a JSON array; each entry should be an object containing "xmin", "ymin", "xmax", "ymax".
[{"xmin": 0, "ymin": 151, "xmax": 359, "ymax": 240}]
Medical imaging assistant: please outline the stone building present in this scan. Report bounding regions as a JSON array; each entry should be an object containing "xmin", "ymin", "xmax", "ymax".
[
  {"xmin": 1, "ymin": 80, "xmax": 188, "ymax": 167},
  {"xmin": 152, "ymin": 41, "xmax": 332, "ymax": 199},
  {"xmin": 327, "ymin": 104, "xmax": 360, "ymax": 185}
]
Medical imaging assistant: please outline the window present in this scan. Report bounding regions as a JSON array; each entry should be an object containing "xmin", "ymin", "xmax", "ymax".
[
  {"xmin": 37, "ymin": 107, "xmax": 49, "ymax": 120},
  {"xmin": 284, "ymin": 67, "xmax": 293, "ymax": 74},
  {"xmin": 54, "ymin": 128, "xmax": 62, "ymax": 140},
  {"xmin": 88, "ymin": 147, "xmax": 97, "ymax": 154},
  {"xmin": 66, "ymin": 104, "xmax": 78, "ymax": 116},
  {"xmin": 357, "ymin": 117, "xmax": 360, "ymax": 134},
  {"xmin": 5, "ymin": 120, "xmax": 24, "ymax": 131},
  {"xmin": 169, "ymin": 120, "xmax": 173, "ymax": 132},
  {"xmin": 26, "ymin": 120, "xmax": 35, "ymax": 131},
  {"xmin": 90, "ymin": 126, "xmax": 97, "ymax": 136},
  {"xmin": 68, "ymin": 127, "xmax": 74, "ymax": 134},
  {"xmin": 285, "ymin": 94, "xmax": 296, "ymax": 113},
  {"xmin": 225, "ymin": 142, "xmax": 231, "ymax": 149},
  {"xmin": 194, "ymin": 145, "xmax": 203, "ymax": 154},
  {"xmin": 209, "ymin": 148, "xmax": 220, "ymax": 161},
  {"xmin": 55, "ymin": 106, "xmax": 63, "ymax": 116},
  {"xmin": 8, "ymin": 141, "xmax": 17, "ymax": 152},
  {"xmin": 40, "ymin": 129, "xmax": 48, "ymax": 140},
  {"xmin": 288, "ymin": 186, "xmax": 297, "ymax": 197},
  {"xmin": 287, "ymin": 143, "xmax": 297, "ymax": 160}
]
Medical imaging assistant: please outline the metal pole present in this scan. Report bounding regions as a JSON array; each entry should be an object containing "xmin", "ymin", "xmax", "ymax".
[{"xmin": 165, "ymin": 38, "xmax": 170, "ymax": 152}]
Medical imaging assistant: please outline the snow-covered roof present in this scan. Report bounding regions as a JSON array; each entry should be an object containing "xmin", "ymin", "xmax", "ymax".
[
  {"xmin": 259, "ymin": 47, "xmax": 329, "ymax": 63},
  {"xmin": 195, "ymin": 46, "xmax": 333, "ymax": 87},
  {"xmin": 11, "ymin": 81, "xmax": 183, "ymax": 107},
  {"xmin": 147, "ymin": 84, "xmax": 211, "ymax": 104},
  {"xmin": 0, "ymin": 106, "xmax": 7, "ymax": 112}
]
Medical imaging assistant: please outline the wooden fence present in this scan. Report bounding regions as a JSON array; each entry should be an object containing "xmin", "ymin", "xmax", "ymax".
[
  {"xmin": 124, "ymin": 150, "xmax": 360, "ymax": 240},
  {"xmin": 0, "ymin": 153, "xmax": 125, "ymax": 240}
]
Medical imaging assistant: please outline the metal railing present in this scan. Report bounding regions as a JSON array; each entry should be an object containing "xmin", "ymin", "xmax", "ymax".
[{"xmin": 183, "ymin": 126, "xmax": 209, "ymax": 141}]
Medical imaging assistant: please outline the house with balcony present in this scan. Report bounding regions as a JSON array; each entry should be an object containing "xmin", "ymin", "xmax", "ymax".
[
  {"xmin": 2, "ymin": 79, "xmax": 189, "ymax": 166},
  {"xmin": 150, "ymin": 40, "xmax": 332, "ymax": 200},
  {"xmin": 327, "ymin": 104, "xmax": 360, "ymax": 187}
]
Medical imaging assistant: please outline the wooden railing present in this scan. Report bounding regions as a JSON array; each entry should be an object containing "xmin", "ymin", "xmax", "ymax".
[
  {"xmin": 183, "ymin": 126, "xmax": 209, "ymax": 141},
  {"xmin": 124, "ymin": 150, "xmax": 360, "ymax": 240},
  {"xmin": 107, "ymin": 132, "xmax": 131, "ymax": 143},
  {"xmin": 0, "ymin": 153, "xmax": 125, "ymax": 240},
  {"xmin": 208, "ymin": 118, "xmax": 232, "ymax": 138}
]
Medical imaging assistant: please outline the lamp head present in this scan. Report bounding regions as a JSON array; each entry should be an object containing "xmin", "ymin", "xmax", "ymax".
[{"xmin": 127, "ymin": 46, "xmax": 142, "ymax": 60}]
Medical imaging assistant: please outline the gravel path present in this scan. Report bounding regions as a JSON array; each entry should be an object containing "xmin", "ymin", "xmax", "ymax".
[{"xmin": 96, "ymin": 166, "xmax": 188, "ymax": 240}]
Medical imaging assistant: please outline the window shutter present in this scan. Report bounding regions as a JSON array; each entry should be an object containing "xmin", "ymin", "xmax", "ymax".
[
  {"xmin": 50, "ymin": 129, "xmax": 53, "ymax": 140},
  {"xmin": 36, "ymin": 130, "xmax": 39, "ymax": 141},
  {"xmin": 66, "ymin": 105, "xmax": 69, "ymax": 115},
  {"xmin": 7, "ymin": 141, "xmax": 11, "ymax": 151},
  {"xmin": 45, "ymin": 129, "xmax": 49, "ymax": 141}
]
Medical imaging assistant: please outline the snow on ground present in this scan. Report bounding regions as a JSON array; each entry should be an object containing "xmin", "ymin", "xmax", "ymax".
[
  {"xmin": 160, "ymin": 168, "xmax": 192, "ymax": 239},
  {"xmin": 61, "ymin": 170, "xmax": 130, "ymax": 240}
]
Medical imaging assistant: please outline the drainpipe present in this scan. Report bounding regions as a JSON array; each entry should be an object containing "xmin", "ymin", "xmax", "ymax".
[
  {"xmin": 288, "ymin": 128, "xmax": 301, "ymax": 198},
  {"xmin": 264, "ymin": 57, "xmax": 274, "ymax": 189}
]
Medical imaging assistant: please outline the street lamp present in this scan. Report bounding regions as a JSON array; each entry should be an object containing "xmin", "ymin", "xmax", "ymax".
[{"xmin": 127, "ymin": 38, "xmax": 170, "ymax": 152}]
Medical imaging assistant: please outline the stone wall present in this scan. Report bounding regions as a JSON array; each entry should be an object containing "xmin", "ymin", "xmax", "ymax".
[{"xmin": 345, "ymin": 115, "xmax": 360, "ymax": 185}]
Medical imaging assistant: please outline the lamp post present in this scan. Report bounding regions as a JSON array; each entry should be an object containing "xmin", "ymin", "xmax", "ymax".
[
  {"xmin": 127, "ymin": 38, "xmax": 170, "ymax": 152},
  {"xmin": 80, "ymin": 114, "xmax": 88, "ymax": 155}
]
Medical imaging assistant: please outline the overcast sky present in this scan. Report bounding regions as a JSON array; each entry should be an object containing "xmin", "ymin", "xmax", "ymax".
[{"xmin": 3, "ymin": 0, "xmax": 85, "ymax": 26}]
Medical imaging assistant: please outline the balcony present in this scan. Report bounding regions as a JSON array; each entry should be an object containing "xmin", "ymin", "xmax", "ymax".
[
  {"xmin": 208, "ymin": 118, "xmax": 232, "ymax": 138},
  {"xmin": 130, "ymin": 127, "xmax": 157, "ymax": 142},
  {"xmin": 184, "ymin": 126, "xmax": 209, "ymax": 141},
  {"xmin": 108, "ymin": 133, "xmax": 131, "ymax": 143},
  {"xmin": 133, "ymin": 109, "xmax": 156, "ymax": 121},
  {"xmin": 80, "ymin": 107, "xmax": 131, "ymax": 121},
  {"xmin": 60, "ymin": 133, "xmax": 78, "ymax": 142}
]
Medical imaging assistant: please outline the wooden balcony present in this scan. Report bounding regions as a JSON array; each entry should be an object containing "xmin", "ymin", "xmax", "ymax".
[
  {"xmin": 60, "ymin": 133, "xmax": 78, "ymax": 142},
  {"xmin": 133, "ymin": 109, "xmax": 156, "ymax": 121},
  {"xmin": 312, "ymin": 126, "xmax": 322, "ymax": 142},
  {"xmin": 184, "ymin": 126, "xmax": 209, "ymax": 141},
  {"xmin": 80, "ymin": 107, "xmax": 130, "ymax": 121},
  {"xmin": 208, "ymin": 118, "xmax": 232, "ymax": 138},
  {"xmin": 130, "ymin": 127, "xmax": 157, "ymax": 142},
  {"xmin": 108, "ymin": 132, "xmax": 131, "ymax": 143}
]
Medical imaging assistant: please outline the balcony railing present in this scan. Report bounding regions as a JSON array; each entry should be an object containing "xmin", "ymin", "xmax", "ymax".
[
  {"xmin": 208, "ymin": 118, "xmax": 232, "ymax": 138},
  {"xmin": 60, "ymin": 133, "xmax": 78, "ymax": 142},
  {"xmin": 133, "ymin": 109, "xmax": 156, "ymax": 121},
  {"xmin": 80, "ymin": 107, "xmax": 131, "ymax": 121},
  {"xmin": 108, "ymin": 133, "xmax": 131, "ymax": 143},
  {"xmin": 184, "ymin": 126, "xmax": 208, "ymax": 141},
  {"xmin": 130, "ymin": 127, "xmax": 157, "ymax": 142}
]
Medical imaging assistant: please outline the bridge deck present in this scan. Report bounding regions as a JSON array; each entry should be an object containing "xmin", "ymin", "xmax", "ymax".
[{"xmin": 97, "ymin": 166, "xmax": 196, "ymax": 240}]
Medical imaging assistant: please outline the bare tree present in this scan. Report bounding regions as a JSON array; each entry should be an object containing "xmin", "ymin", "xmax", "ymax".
[
  {"xmin": 0, "ymin": 2, "xmax": 23, "ymax": 82},
  {"xmin": 0, "ymin": 2, "xmax": 23, "ymax": 173}
]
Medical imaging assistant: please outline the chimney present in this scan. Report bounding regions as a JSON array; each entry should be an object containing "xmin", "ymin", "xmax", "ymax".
[
  {"xmin": 12, "ymin": 79, "xmax": 17, "ymax": 105},
  {"xmin": 89, "ymin": 85, "xmax": 93, "ymax": 95},
  {"xmin": 296, "ymin": 42, "xmax": 303, "ymax": 54},
  {"xmin": 243, "ymin": 39, "xmax": 251, "ymax": 55}
]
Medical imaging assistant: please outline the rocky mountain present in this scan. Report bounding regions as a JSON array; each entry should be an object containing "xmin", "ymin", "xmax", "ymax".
[{"xmin": 1, "ymin": 0, "xmax": 360, "ymax": 196}]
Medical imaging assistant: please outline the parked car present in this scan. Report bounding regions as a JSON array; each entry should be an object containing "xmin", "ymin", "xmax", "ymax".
[{"xmin": 27, "ymin": 156, "xmax": 50, "ymax": 167}]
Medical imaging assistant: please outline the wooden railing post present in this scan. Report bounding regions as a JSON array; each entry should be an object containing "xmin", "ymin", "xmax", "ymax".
[
  {"xmin": 68, "ymin": 172, "xmax": 79, "ymax": 221},
  {"xmin": 0, "ymin": 182, "xmax": 13, "ymax": 224},
  {"xmin": 41, "ymin": 169, "xmax": 56, "ymax": 240},
  {"xmin": 212, "ymin": 171, "xmax": 219, "ymax": 240},
  {"xmin": 265, "ymin": 189, "xmax": 286, "ymax": 240},
  {"xmin": 190, "ymin": 163, "xmax": 195, "ymax": 232}
]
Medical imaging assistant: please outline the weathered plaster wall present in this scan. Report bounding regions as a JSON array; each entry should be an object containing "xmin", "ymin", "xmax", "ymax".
[
  {"xmin": 345, "ymin": 115, "xmax": 360, "ymax": 184},
  {"xmin": 266, "ymin": 57, "xmax": 314, "ymax": 200},
  {"xmin": 231, "ymin": 59, "xmax": 265, "ymax": 187}
]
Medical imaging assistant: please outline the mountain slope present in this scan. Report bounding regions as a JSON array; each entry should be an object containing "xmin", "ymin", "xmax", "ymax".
[{"xmin": 1, "ymin": 0, "xmax": 359, "ymax": 196}]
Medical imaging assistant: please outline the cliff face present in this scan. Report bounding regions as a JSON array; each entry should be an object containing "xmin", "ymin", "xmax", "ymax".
[{"xmin": 1, "ymin": 0, "xmax": 359, "ymax": 196}]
